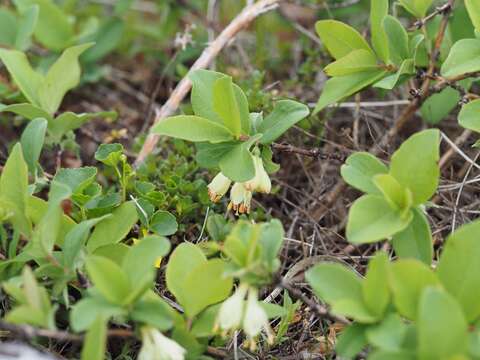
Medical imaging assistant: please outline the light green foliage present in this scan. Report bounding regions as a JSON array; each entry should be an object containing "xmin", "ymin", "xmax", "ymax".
[
  {"xmin": 441, "ymin": 39, "xmax": 480, "ymax": 77},
  {"xmin": 465, "ymin": 0, "xmax": 480, "ymax": 31},
  {"xmin": 344, "ymin": 130, "xmax": 440, "ymax": 256},
  {"xmin": 81, "ymin": 316, "xmax": 107, "ymax": 360},
  {"xmin": 370, "ymin": 0, "xmax": 389, "ymax": 62},
  {"xmin": 315, "ymin": 20, "xmax": 373, "ymax": 60},
  {"xmin": 458, "ymin": 98, "xmax": 480, "ymax": 132},
  {"xmin": 398, "ymin": 0, "xmax": 433, "ymax": 18}
]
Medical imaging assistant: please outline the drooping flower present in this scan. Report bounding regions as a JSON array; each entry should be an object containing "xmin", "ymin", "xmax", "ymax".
[
  {"xmin": 228, "ymin": 182, "xmax": 252, "ymax": 214},
  {"xmin": 243, "ymin": 288, "xmax": 275, "ymax": 349},
  {"xmin": 138, "ymin": 327, "xmax": 186, "ymax": 360},
  {"xmin": 215, "ymin": 283, "xmax": 248, "ymax": 334},
  {"xmin": 245, "ymin": 156, "xmax": 271, "ymax": 194},
  {"xmin": 207, "ymin": 172, "xmax": 232, "ymax": 202}
]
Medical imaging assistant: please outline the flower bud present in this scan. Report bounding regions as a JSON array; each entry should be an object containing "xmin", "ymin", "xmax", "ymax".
[
  {"xmin": 215, "ymin": 283, "xmax": 248, "ymax": 333},
  {"xmin": 207, "ymin": 172, "xmax": 232, "ymax": 202},
  {"xmin": 139, "ymin": 327, "xmax": 186, "ymax": 360},
  {"xmin": 245, "ymin": 156, "xmax": 271, "ymax": 194},
  {"xmin": 228, "ymin": 182, "xmax": 252, "ymax": 214}
]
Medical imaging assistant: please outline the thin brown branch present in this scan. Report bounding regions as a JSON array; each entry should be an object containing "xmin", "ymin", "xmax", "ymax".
[
  {"xmin": 134, "ymin": 0, "xmax": 281, "ymax": 166},
  {"xmin": 0, "ymin": 321, "xmax": 134, "ymax": 343},
  {"xmin": 272, "ymin": 143, "xmax": 345, "ymax": 162},
  {"xmin": 409, "ymin": 1, "xmax": 452, "ymax": 30}
]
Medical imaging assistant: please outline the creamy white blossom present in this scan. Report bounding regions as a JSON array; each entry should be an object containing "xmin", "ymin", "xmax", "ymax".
[
  {"xmin": 228, "ymin": 182, "xmax": 252, "ymax": 214},
  {"xmin": 207, "ymin": 172, "xmax": 232, "ymax": 202},
  {"xmin": 139, "ymin": 327, "xmax": 186, "ymax": 360},
  {"xmin": 243, "ymin": 288, "xmax": 274, "ymax": 347},
  {"xmin": 215, "ymin": 283, "xmax": 248, "ymax": 332},
  {"xmin": 245, "ymin": 156, "xmax": 271, "ymax": 194}
]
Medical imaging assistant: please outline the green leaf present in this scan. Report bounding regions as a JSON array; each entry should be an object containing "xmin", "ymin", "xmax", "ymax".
[
  {"xmin": 0, "ymin": 9, "xmax": 18, "ymax": 47},
  {"xmin": 363, "ymin": 252, "xmax": 390, "ymax": 317},
  {"xmin": 373, "ymin": 174, "xmax": 413, "ymax": 211},
  {"xmin": 383, "ymin": 16, "xmax": 409, "ymax": 65},
  {"xmin": 418, "ymin": 288, "xmax": 468, "ymax": 359},
  {"xmin": 374, "ymin": 59, "xmax": 414, "ymax": 90},
  {"xmin": 195, "ymin": 142, "xmax": 237, "ymax": 168},
  {"xmin": 421, "ymin": 87, "xmax": 460, "ymax": 124},
  {"xmin": 218, "ymin": 142, "xmax": 255, "ymax": 182},
  {"xmin": 441, "ymin": 38, "xmax": 480, "ymax": 78},
  {"xmin": 389, "ymin": 129, "xmax": 440, "ymax": 205},
  {"xmin": 0, "ymin": 48, "xmax": 44, "ymax": 106},
  {"xmin": 389, "ymin": 259, "xmax": 439, "ymax": 319},
  {"xmin": 14, "ymin": 0, "xmax": 74, "ymax": 50},
  {"xmin": 314, "ymin": 70, "xmax": 386, "ymax": 113},
  {"xmin": 306, "ymin": 262, "xmax": 376, "ymax": 322},
  {"xmin": 94, "ymin": 143, "xmax": 123, "ymax": 167},
  {"xmin": 213, "ymin": 76, "xmax": 242, "ymax": 137},
  {"xmin": 86, "ymin": 201, "xmax": 138, "ymax": 252},
  {"xmin": 131, "ymin": 294, "xmax": 173, "ymax": 330},
  {"xmin": 20, "ymin": 117, "xmax": 47, "ymax": 175},
  {"xmin": 370, "ymin": 0, "xmax": 389, "ymax": 62},
  {"xmin": 182, "ymin": 259, "xmax": 233, "ymax": 317},
  {"xmin": 459, "ymin": 98, "xmax": 480, "ymax": 132},
  {"xmin": 399, "ymin": 0, "xmax": 433, "ymax": 18},
  {"xmin": 324, "ymin": 49, "xmax": 378, "ymax": 77},
  {"xmin": 149, "ymin": 211, "xmax": 178, "ymax": 236},
  {"xmin": 257, "ymin": 100, "xmax": 310, "ymax": 144},
  {"xmin": 15, "ymin": 5, "xmax": 39, "ymax": 51},
  {"xmin": 0, "ymin": 143, "xmax": 31, "ymax": 237},
  {"xmin": 38, "ymin": 43, "xmax": 93, "ymax": 114},
  {"xmin": 315, "ymin": 20, "xmax": 373, "ymax": 60},
  {"xmin": 122, "ymin": 235, "xmax": 170, "ymax": 286},
  {"xmin": 336, "ymin": 323, "xmax": 368, "ymax": 358},
  {"xmin": 30, "ymin": 181, "xmax": 71, "ymax": 255},
  {"xmin": 166, "ymin": 243, "xmax": 206, "ymax": 305},
  {"xmin": 391, "ymin": 208, "xmax": 433, "ymax": 265},
  {"xmin": 62, "ymin": 216, "xmax": 110, "ymax": 268},
  {"xmin": 0, "ymin": 103, "xmax": 51, "ymax": 121},
  {"xmin": 437, "ymin": 220, "xmax": 480, "ymax": 322},
  {"xmin": 50, "ymin": 111, "xmax": 117, "ymax": 141},
  {"xmin": 81, "ymin": 315, "xmax": 107, "ymax": 360},
  {"xmin": 466, "ymin": 0, "xmax": 480, "ymax": 31},
  {"xmin": 189, "ymin": 69, "xmax": 227, "ymax": 125},
  {"xmin": 366, "ymin": 314, "xmax": 407, "ymax": 352},
  {"xmin": 346, "ymin": 195, "xmax": 412, "ymax": 244},
  {"xmin": 82, "ymin": 18, "xmax": 124, "ymax": 63},
  {"xmin": 54, "ymin": 166, "xmax": 97, "ymax": 196},
  {"xmin": 86, "ymin": 255, "xmax": 131, "ymax": 305},
  {"xmin": 341, "ymin": 152, "xmax": 388, "ymax": 194},
  {"xmin": 151, "ymin": 115, "xmax": 234, "ymax": 143},
  {"xmin": 71, "ymin": 297, "xmax": 125, "ymax": 332}
]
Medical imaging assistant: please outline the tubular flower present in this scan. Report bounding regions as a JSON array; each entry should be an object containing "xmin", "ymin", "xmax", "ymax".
[
  {"xmin": 207, "ymin": 172, "xmax": 232, "ymax": 202},
  {"xmin": 215, "ymin": 283, "xmax": 248, "ymax": 334},
  {"xmin": 228, "ymin": 182, "xmax": 252, "ymax": 214},
  {"xmin": 243, "ymin": 288, "xmax": 275, "ymax": 349},
  {"xmin": 244, "ymin": 156, "xmax": 271, "ymax": 194},
  {"xmin": 139, "ymin": 327, "xmax": 186, "ymax": 360}
]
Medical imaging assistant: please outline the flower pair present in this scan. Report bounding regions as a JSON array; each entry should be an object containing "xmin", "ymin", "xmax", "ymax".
[
  {"xmin": 207, "ymin": 155, "xmax": 271, "ymax": 214},
  {"xmin": 139, "ymin": 327, "xmax": 186, "ymax": 360},
  {"xmin": 215, "ymin": 283, "xmax": 274, "ymax": 350}
]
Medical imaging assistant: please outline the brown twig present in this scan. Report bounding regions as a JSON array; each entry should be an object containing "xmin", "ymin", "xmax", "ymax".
[
  {"xmin": 272, "ymin": 143, "xmax": 345, "ymax": 162},
  {"xmin": 0, "ymin": 321, "xmax": 134, "ymax": 343},
  {"xmin": 134, "ymin": 0, "xmax": 281, "ymax": 166},
  {"xmin": 409, "ymin": 1, "xmax": 452, "ymax": 30}
]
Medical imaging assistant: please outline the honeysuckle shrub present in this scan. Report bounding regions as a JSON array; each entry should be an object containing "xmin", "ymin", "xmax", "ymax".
[{"xmin": 1, "ymin": 0, "xmax": 480, "ymax": 359}]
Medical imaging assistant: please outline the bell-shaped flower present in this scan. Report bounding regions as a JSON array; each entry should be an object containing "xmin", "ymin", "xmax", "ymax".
[
  {"xmin": 207, "ymin": 172, "xmax": 232, "ymax": 202},
  {"xmin": 243, "ymin": 288, "xmax": 275, "ymax": 349},
  {"xmin": 244, "ymin": 156, "xmax": 271, "ymax": 194},
  {"xmin": 215, "ymin": 283, "xmax": 248, "ymax": 334},
  {"xmin": 228, "ymin": 182, "xmax": 252, "ymax": 214},
  {"xmin": 138, "ymin": 327, "xmax": 186, "ymax": 360}
]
